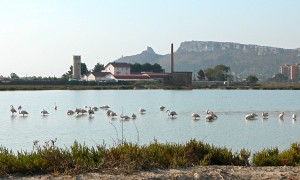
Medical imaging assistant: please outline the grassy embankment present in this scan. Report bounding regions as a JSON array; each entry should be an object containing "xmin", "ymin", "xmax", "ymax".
[{"xmin": 0, "ymin": 139, "xmax": 300, "ymax": 176}]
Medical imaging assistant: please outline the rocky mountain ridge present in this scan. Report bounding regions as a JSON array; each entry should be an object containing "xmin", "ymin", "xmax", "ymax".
[{"xmin": 115, "ymin": 41, "xmax": 300, "ymax": 79}]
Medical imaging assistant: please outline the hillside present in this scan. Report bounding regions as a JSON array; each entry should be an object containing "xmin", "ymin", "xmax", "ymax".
[{"xmin": 115, "ymin": 41, "xmax": 300, "ymax": 79}]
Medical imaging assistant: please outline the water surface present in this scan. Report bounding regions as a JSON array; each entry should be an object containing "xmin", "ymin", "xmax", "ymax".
[{"xmin": 0, "ymin": 90, "xmax": 299, "ymax": 152}]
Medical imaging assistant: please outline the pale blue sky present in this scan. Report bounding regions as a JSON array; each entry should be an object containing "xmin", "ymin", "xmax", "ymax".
[{"xmin": 1, "ymin": 0, "xmax": 300, "ymax": 77}]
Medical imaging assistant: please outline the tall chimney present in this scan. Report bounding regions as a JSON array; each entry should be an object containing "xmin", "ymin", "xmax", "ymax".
[{"xmin": 171, "ymin": 43, "xmax": 174, "ymax": 74}]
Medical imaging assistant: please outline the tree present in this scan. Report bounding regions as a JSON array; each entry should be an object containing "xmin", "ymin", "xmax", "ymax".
[
  {"xmin": 130, "ymin": 63, "xmax": 142, "ymax": 73},
  {"xmin": 93, "ymin": 63, "xmax": 105, "ymax": 72},
  {"xmin": 152, "ymin": 63, "xmax": 163, "ymax": 73},
  {"xmin": 197, "ymin": 69, "xmax": 205, "ymax": 80},
  {"xmin": 203, "ymin": 64, "xmax": 231, "ymax": 81},
  {"xmin": 10, "ymin": 72, "xmax": 19, "ymax": 79},
  {"xmin": 80, "ymin": 63, "xmax": 89, "ymax": 75},
  {"xmin": 141, "ymin": 63, "xmax": 153, "ymax": 72},
  {"xmin": 130, "ymin": 63, "xmax": 163, "ymax": 73},
  {"xmin": 246, "ymin": 75, "xmax": 258, "ymax": 84}
]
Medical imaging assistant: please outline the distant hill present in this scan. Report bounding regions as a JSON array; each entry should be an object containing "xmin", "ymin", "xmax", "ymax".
[{"xmin": 115, "ymin": 41, "xmax": 300, "ymax": 79}]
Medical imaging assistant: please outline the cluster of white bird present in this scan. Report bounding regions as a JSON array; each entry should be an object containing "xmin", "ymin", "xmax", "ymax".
[
  {"xmin": 245, "ymin": 112, "xmax": 297, "ymax": 120},
  {"xmin": 10, "ymin": 104, "xmax": 57, "ymax": 116},
  {"xmin": 12, "ymin": 104, "xmax": 296, "ymax": 122},
  {"xmin": 10, "ymin": 105, "xmax": 29, "ymax": 116},
  {"xmin": 10, "ymin": 104, "xmax": 220, "ymax": 121}
]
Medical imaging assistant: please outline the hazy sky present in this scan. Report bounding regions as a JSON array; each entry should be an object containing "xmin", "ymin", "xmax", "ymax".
[{"xmin": 1, "ymin": 0, "xmax": 300, "ymax": 77}]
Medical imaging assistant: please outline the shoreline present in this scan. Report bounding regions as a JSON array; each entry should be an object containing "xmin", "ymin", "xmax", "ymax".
[
  {"xmin": 1, "ymin": 84, "xmax": 300, "ymax": 91},
  {"xmin": 9, "ymin": 166, "xmax": 300, "ymax": 180}
]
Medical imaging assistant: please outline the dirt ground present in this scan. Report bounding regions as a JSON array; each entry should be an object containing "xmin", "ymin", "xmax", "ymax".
[{"xmin": 5, "ymin": 166, "xmax": 300, "ymax": 180}]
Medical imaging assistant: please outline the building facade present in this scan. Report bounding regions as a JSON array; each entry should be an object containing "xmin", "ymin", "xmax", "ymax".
[
  {"xmin": 279, "ymin": 63, "xmax": 300, "ymax": 80},
  {"xmin": 104, "ymin": 62, "xmax": 131, "ymax": 75}
]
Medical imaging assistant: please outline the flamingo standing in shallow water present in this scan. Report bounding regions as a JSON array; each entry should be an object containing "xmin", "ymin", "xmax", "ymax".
[
  {"xmin": 166, "ymin": 110, "xmax": 177, "ymax": 118},
  {"xmin": 206, "ymin": 110, "xmax": 218, "ymax": 121},
  {"xmin": 88, "ymin": 107, "xmax": 94, "ymax": 116},
  {"xmin": 191, "ymin": 113, "xmax": 200, "ymax": 120},
  {"xmin": 41, "ymin": 109, "xmax": 49, "ymax": 115},
  {"xmin": 131, "ymin": 113, "xmax": 137, "ymax": 119},
  {"xmin": 279, "ymin": 112, "xmax": 284, "ymax": 119},
  {"xmin": 10, "ymin": 105, "xmax": 17, "ymax": 115},
  {"xmin": 292, "ymin": 113, "xmax": 297, "ymax": 120},
  {"xmin": 67, "ymin": 110, "xmax": 74, "ymax": 115},
  {"xmin": 139, "ymin": 108, "xmax": 146, "ymax": 114},
  {"xmin": 109, "ymin": 111, "xmax": 117, "ymax": 119},
  {"xmin": 120, "ymin": 114, "xmax": 130, "ymax": 120},
  {"xmin": 19, "ymin": 108, "xmax": 28, "ymax": 117},
  {"xmin": 262, "ymin": 112, "xmax": 269, "ymax": 119}
]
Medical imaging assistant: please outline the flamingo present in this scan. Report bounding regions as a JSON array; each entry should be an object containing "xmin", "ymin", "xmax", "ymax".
[
  {"xmin": 109, "ymin": 111, "xmax": 117, "ymax": 119},
  {"xmin": 41, "ymin": 109, "xmax": 49, "ymax": 115},
  {"xmin": 262, "ymin": 112, "xmax": 269, "ymax": 119},
  {"xmin": 67, "ymin": 110, "xmax": 74, "ymax": 115},
  {"xmin": 191, "ymin": 113, "xmax": 200, "ymax": 120},
  {"xmin": 75, "ymin": 108, "xmax": 87, "ymax": 115},
  {"xmin": 139, "ymin": 108, "xmax": 146, "ymax": 114},
  {"xmin": 279, "ymin": 112, "xmax": 284, "ymax": 119},
  {"xmin": 100, "ymin": 105, "xmax": 109, "ymax": 109},
  {"xmin": 120, "ymin": 114, "xmax": 130, "ymax": 120},
  {"xmin": 92, "ymin": 106, "xmax": 99, "ymax": 111},
  {"xmin": 160, "ymin": 106, "xmax": 165, "ymax": 111},
  {"xmin": 19, "ymin": 110, "xmax": 29, "ymax": 116},
  {"xmin": 106, "ymin": 110, "xmax": 113, "ymax": 116},
  {"xmin": 292, "ymin": 113, "xmax": 297, "ymax": 120},
  {"xmin": 131, "ymin": 113, "xmax": 137, "ymax": 119},
  {"xmin": 245, "ymin": 114, "xmax": 256, "ymax": 120},
  {"xmin": 206, "ymin": 110, "xmax": 218, "ymax": 120},
  {"xmin": 10, "ymin": 105, "xmax": 17, "ymax": 115},
  {"xmin": 166, "ymin": 110, "xmax": 177, "ymax": 118},
  {"xmin": 88, "ymin": 107, "xmax": 94, "ymax": 116}
]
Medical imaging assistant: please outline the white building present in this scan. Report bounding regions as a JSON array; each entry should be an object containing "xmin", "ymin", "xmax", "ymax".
[
  {"xmin": 104, "ymin": 62, "xmax": 131, "ymax": 75},
  {"xmin": 83, "ymin": 72, "xmax": 113, "ymax": 82}
]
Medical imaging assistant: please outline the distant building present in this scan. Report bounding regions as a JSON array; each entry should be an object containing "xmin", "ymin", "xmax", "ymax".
[
  {"xmin": 279, "ymin": 63, "xmax": 300, "ymax": 80},
  {"xmin": 83, "ymin": 72, "xmax": 113, "ymax": 82},
  {"xmin": 279, "ymin": 64, "xmax": 290, "ymax": 78},
  {"xmin": 167, "ymin": 43, "xmax": 193, "ymax": 85},
  {"xmin": 72, "ymin": 55, "xmax": 81, "ymax": 80},
  {"xmin": 104, "ymin": 62, "xmax": 131, "ymax": 75}
]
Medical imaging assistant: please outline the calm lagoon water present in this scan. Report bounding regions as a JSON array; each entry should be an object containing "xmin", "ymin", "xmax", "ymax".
[{"xmin": 0, "ymin": 89, "xmax": 300, "ymax": 153}]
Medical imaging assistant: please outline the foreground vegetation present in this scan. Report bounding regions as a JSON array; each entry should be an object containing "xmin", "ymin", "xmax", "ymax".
[{"xmin": 1, "ymin": 139, "xmax": 300, "ymax": 176}]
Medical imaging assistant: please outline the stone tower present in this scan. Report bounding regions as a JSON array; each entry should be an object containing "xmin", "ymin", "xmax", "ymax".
[{"xmin": 72, "ymin": 55, "xmax": 81, "ymax": 80}]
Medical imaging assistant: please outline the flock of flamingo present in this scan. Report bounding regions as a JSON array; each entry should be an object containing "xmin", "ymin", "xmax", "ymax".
[
  {"xmin": 9, "ymin": 104, "xmax": 219, "ymax": 121},
  {"xmin": 9, "ymin": 104, "xmax": 297, "ymax": 121},
  {"xmin": 245, "ymin": 111, "xmax": 297, "ymax": 120}
]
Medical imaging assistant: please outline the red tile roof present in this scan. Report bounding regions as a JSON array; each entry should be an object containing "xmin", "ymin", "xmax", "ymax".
[{"xmin": 113, "ymin": 74, "xmax": 150, "ymax": 80}]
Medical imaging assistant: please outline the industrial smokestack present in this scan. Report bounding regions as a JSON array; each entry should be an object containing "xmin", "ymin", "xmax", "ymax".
[{"xmin": 171, "ymin": 43, "xmax": 174, "ymax": 74}]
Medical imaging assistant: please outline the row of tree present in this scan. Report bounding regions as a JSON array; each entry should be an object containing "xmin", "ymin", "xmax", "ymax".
[{"xmin": 197, "ymin": 64, "xmax": 259, "ymax": 84}]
